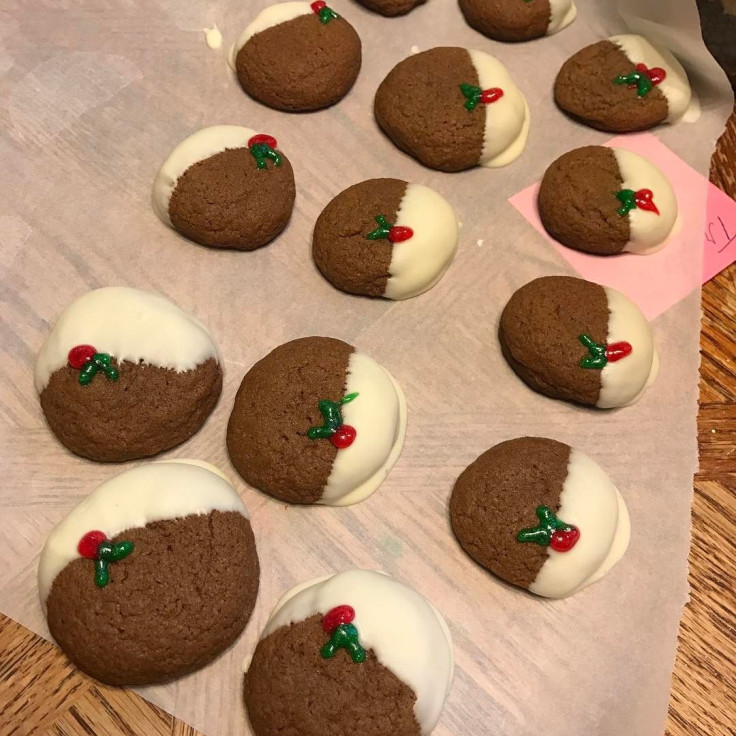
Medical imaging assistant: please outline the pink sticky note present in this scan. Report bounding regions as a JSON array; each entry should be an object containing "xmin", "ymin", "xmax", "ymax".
[{"xmin": 509, "ymin": 133, "xmax": 736, "ymax": 320}]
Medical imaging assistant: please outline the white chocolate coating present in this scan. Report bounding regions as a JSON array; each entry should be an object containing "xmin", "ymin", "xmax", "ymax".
[
  {"xmin": 385, "ymin": 184, "xmax": 458, "ymax": 300},
  {"xmin": 204, "ymin": 25, "xmax": 223, "ymax": 50},
  {"xmin": 34, "ymin": 287, "xmax": 219, "ymax": 394},
  {"xmin": 547, "ymin": 0, "xmax": 577, "ymax": 35},
  {"xmin": 152, "ymin": 125, "xmax": 257, "ymax": 227},
  {"xmin": 613, "ymin": 148, "xmax": 678, "ymax": 255},
  {"xmin": 258, "ymin": 570, "xmax": 454, "ymax": 735},
  {"xmin": 530, "ymin": 449, "xmax": 630, "ymax": 599},
  {"xmin": 38, "ymin": 460, "xmax": 247, "ymax": 607},
  {"xmin": 468, "ymin": 50, "xmax": 530, "ymax": 168},
  {"xmin": 320, "ymin": 353, "xmax": 407, "ymax": 506},
  {"xmin": 610, "ymin": 34, "xmax": 692, "ymax": 123},
  {"xmin": 598, "ymin": 286, "xmax": 658, "ymax": 408},
  {"xmin": 229, "ymin": 2, "xmax": 312, "ymax": 68}
]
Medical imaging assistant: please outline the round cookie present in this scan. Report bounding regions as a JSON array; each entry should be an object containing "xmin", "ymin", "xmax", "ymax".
[
  {"xmin": 498, "ymin": 276, "xmax": 658, "ymax": 408},
  {"xmin": 459, "ymin": 0, "xmax": 576, "ymax": 42},
  {"xmin": 35, "ymin": 287, "xmax": 222, "ymax": 462},
  {"xmin": 39, "ymin": 460, "xmax": 260, "ymax": 685},
  {"xmin": 313, "ymin": 178, "xmax": 458, "ymax": 299},
  {"xmin": 554, "ymin": 34, "xmax": 692, "ymax": 132},
  {"xmin": 153, "ymin": 125, "xmax": 295, "ymax": 250},
  {"xmin": 227, "ymin": 336, "xmax": 407, "ymax": 506},
  {"xmin": 450, "ymin": 437, "xmax": 630, "ymax": 598},
  {"xmin": 539, "ymin": 146, "xmax": 678, "ymax": 255},
  {"xmin": 356, "ymin": 0, "xmax": 426, "ymax": 15},
  {"xmin": 230, "ymin": 2, "xmax": 362, "ymax": 112},
  {"xmin": 244, "ymin": 570, "xmax": 453, "ymax": 736},
  {"xmin": 374, "ymin": 47, "xmax": 530, "ymax": 172}
]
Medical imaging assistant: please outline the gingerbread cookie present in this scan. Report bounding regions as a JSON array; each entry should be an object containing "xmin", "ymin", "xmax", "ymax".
[
  {"xmin": 39, "ymin": 460, "xmax": 260, "ymax": 685},
  {"xmin": 459, "ymin": 0, "xmax": 576, "ymax": 42},
  {"xmin": 374, "ymin": 47, "xmax": 530, "ymax": 172},
  {"xmin": 539, "ymin": 146, "xmax": 678, "ymax": 255},
  {"xmin": 153, "ymin": 125, "xmax": 295, "ymax": 250},
  {"xmin": 244, "ymin": 570, "xmax": 453, "ymax": 736},
  {"xmin": 450, "ymin": 437, "xmax": 630, "ymax": 598},
  {"xmin": 230, "ymin": 2, "xmax": 362, "ymax": 112},
  {"xmin": 499, "ymin": 276, "xmax": 658, "ymax": 408},
  {"xmin": 356, "ymin": 0, "xmax": 426, "ymax": 16},
  {"xmin": 227, "ymin": 337, "xmax": 407, "ymax": 506},
  {"xmin": 313, "ymin": 178, "xmax": 458, "ymax": 299},
  {"xmin": 554, "ymin": 35, "xmax": 692, "ymax": 132},
  {"xmin": 35, "ymin": 287, "xmax": 222, "ymax": 462}
]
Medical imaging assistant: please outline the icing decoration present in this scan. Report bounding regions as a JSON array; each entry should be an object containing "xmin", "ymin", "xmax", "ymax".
[
  {"xmin": 578, "ymin": 334, "xmax": 633, "ymax": 369},
  {"xmin": 366, "ymin": 215, "xmax": 414, "ymax": 243},
  {"xmin": 613, "ymin": 63, "xmax": 666, "ymax": 98},
  {"xmin": 77, "ymin": 530, "xmax": 134, "ymax": 588},
  {"xmin": 67, "ymin": 345, "xmax": 119, "ymax": 386},
  {"xmin": 307, "ymin": 393, "xmax": 359, "ymax": 448},
  {"xmin": 517, "ymin": 506, "xmax": 580, "ymax": 553},
  {"xmin": 311, "ymin": 0, "xmax": 338, "ymax": 23},
  {"xmin": 615, "ymin": 188, "xmax": 660, "ymax": 217},
  {"xmin": 459, "ymin": 83, "xmax": 504, "ymax": 111},
  {"xmin": 248, "ymin": 134, "xmax": 282, "ymax": 170},
  {"xmin": 320, "ymin": 605, "xmax": 366, "ymax": 663}
]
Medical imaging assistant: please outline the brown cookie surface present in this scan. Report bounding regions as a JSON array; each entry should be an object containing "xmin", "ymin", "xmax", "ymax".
[
  {"xmin": 459, "ymin": 0, "xmax": 551, "ymax": 42},
  {"xmin": 244, "ymin": 614, "xmax": 420, "ymax": 736},
  {"xmin": 450, "ymin": 437, "xmax": 571, "ymax": 589},
  {"xmin": 168, "ymin": 146, "xmax": 295, "ymax": 250},
  {"xmin": 40, "ymin": 358, "xmax": 222, "ymax": 462},
  {"xmin": 374, "ymin": 47, "xmax": 485, "ymax": 172},
  {"xmin": 554, "ymin": 40, "xmax": 668, "ymax": 132},
  {"xmin": 538, "ymin": 146, "xmax": 630, "ymax": 255},
  {"xmin": 313, "ymin": 178, "xmax": 407, "ymax": 297},
  {"xmin": 235, "ymin": 13, "xmax": 362, "ymax": 112},
  {"xmin": 47, "ymin": 510, "xmax": 259, "ymax": 685},
  {"xmin": 356, "ymin": 0, "xmax": 426, "ymax": 16},
  {"xmin": 498, "ymin": 276, "xmax": 608, "ymax": 406},
  {"xmin": 227, "ymin": 337, "xmax": 353, "ymax": 504}
]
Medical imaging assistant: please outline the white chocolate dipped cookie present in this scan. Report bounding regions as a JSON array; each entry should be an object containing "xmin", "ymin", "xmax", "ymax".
[
  {"xmin": 227, "ymin": 336, "xmax": 407, "ymax": 506},
  {"xmin": 244, "ymin": 570, "xmax": 453, "ymax": 736},
  {"xmin": 153, "ymin": 125, "xmax": 295, "ymax": 250},
  {"xmin": 35, "ymin": 286, "xmax": 222, "ymax": 462},
  {"xmin": 555, "ymin": 34, "xmax": 692, "ymax": 132},
  {"xmin": 499, "ymin": 276, "xmax": 658, "ymax": 409},
  {"xmin": 539, "ymin": 145, "xmax": 678, "ymax": 255},
  {"xmin": 451, "ymin": 437, "xmax": 630, "ymax": 599},
  {"xmin": 39, "ymin": 460, "xmax": 260, "ymax": 685},
  {"xmin": 459, "ymin": 0, "xmax": 576, "ymax": 43},
  {"xmin": 313, "ymin": 178, "xmax": 459, "ymax": 300},
  {"xmin": 230, "ymin": 1, "xmax": 362, "ymax": 112},
  {"xmin": 375, "ymin": 46, "xmax": 529, "ymax": 172}
]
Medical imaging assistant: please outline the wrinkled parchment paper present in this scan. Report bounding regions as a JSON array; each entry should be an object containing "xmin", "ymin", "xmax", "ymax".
[{"xmin": 0, "ymin": 1, "xmax": 732, "ymax": 734}]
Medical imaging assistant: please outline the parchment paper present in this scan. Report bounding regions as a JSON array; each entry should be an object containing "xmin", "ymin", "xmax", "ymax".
[{"xmin": 0, "ymin": 1, "xmax": 732, "ymax": 734}]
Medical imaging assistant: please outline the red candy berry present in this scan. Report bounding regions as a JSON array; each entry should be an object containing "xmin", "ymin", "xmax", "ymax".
[
  {"xmin": 330, "ymin": 424, "xmax": 357, "ymax": 449},
  {"xmin": 388, "ymin": 226, "xmax": 414, "ymax": 243},
  {"xmin": 68, "ymin": 344, "xmax": 97, "ymax": 369},
  {"xmin": 323, "ymin": 605, "xmax": 355, "ymax": 633},
  {"xmin": 311, "ymin": 0, "xmax": 326, "ymax": 12},
  {"xmin": 480, "ymin": 87, "xmax": 504, "ymax": 104},
  {"xmin": 550, "ymin": 527, "xmax": 580, "ymax": 553},
  {"xmin": 635, "ymin": 63, "xmax": 666, "ymax": 85},
  {"xmin": 634, "ymin": 188, "xmax": 660, "ymax": 215},
  {"xmin": 78, "ymin": 530, "xmax": 107, "ymax": 559},
  {"xmin": 248, "ymin": 134, "xmax": 278, "ymax": 150},
  {"xmin": 606, "ymin": 341, "xmax": 633, "ymax": 362}
]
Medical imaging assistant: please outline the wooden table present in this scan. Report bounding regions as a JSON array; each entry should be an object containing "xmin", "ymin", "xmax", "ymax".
[{"xmin": 2, "ymin": 16, "xmax": 735, "ymax": 736}]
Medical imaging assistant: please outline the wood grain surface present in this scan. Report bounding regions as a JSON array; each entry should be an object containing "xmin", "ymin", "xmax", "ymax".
[{"xmin": 1, "ymin": 8, "xmax": 735, "ymax": 736}]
